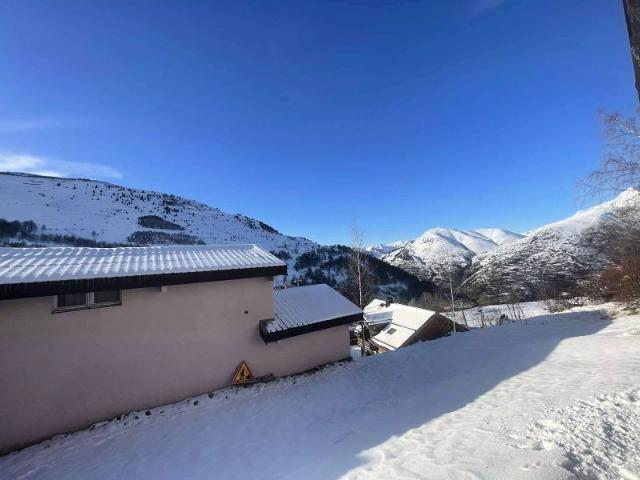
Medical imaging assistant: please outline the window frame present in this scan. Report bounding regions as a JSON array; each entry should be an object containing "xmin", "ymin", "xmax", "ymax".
[
  {"xmin": 90, "ymin": 290, "xmax": 122, "ymax": 308},
  {"xmin": 52, "ymin": 290, "xmax": 122, "ymax": 313},
  {"xmin": 52, "ymin": 292, "xmax": 89, "ymax": 312}
]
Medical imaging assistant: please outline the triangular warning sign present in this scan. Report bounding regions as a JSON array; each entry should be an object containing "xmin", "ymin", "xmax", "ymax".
[{"xmin": 232, "ymin": 360, "xmax": 255, "ymax": 385}]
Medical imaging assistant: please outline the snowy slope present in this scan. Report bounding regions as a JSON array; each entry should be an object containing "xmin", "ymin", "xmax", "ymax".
[
  {"xmin": 474, "ymin": 227, "xmax": 526, "ymax": 246},
  {"xmin": 463, "ymin": 188, "xmax": 640, "ymax": 301},
  {"xmin": 2, "ymin": 305, "xmax": 639, "ymax": 479},
  {"xmin": 0, "ymin": 172, "xmax": 429, "ymax": 300},
  {"xmin": 0, "ymin": 172, "xmax": 319, "ymax": 280},
  {"xmin": 365, "ymin": 241, "xmax": 408, "ymax": 259},
  {"xmin": 373, "ymin": 227, "xmax": 523, "ymax": 285},
  {"xmin": 0, "ymin": 172, "xmax": 316, "ymax": 253}
]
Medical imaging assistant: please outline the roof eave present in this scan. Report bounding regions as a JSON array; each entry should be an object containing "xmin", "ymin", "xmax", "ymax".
[
  {"xmin": 0, "ymin": 264, "xmax": 287, "ymax": 301},
  {"xmin": 260, "ymin": 312, "xmax": 363, "ymax": 343}
]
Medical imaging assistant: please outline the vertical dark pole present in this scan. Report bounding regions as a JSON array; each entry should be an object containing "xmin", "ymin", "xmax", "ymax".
[{"xmin": 623, "ymin": 0, "xmax": 640, "ymax": 101}]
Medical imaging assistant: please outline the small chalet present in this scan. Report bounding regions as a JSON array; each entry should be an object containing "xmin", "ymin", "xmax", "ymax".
[
  {"xmin": 368, "ymin": 302, "xmax": 467, "ymax": 353},
  {"xmin": 0, "ymin": 245, "xmax": 361, "ymax": 453}
]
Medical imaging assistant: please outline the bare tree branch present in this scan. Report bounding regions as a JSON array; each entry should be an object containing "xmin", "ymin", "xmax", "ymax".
[{"xmin": 580, "ymin": 110, "xmax": 640, "ymax": 199}]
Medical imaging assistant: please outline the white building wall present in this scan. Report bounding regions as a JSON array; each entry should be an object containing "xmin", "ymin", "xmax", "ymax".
[{"xmin": 0, "ymin": 278, "xmax": 349, "ymax": 453}]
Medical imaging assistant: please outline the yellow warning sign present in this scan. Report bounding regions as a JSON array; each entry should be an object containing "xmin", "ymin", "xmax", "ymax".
[{"xmin": 232, "ymin": 360, "xmax": 255, "ymax": 385}]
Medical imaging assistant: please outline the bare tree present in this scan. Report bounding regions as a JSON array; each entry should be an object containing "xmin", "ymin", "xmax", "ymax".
[
  {"xmin": 348, "ymin": 218, "xmax": 378, "ymax": 356},
  {"xmin": 580, "ymin": 111, "xmax": 640, "ymax": 304},
  {"xmin": 457, "ymin": 297, "xmax": 472, "ymax": 328},
  {"xmin": 442, "ymin": 253, "xmax": 470, "ymax": 330},
  {"xmin": 413, "ymin": 290, "xmax": 448, "ymax": 311},
  {"xmin": 348, "ymin": 218, "xmax": 378, "ymax": 309},
  {"xmin": 478, "ymin": 308, "xmax": 487, "ymax": 328},
  {"xmin": 581, "ymin": 111, "xmax": 640, "ymax": 197},
  {"xmin": 582, "ymin": 206, "xmax": 640, "ymax": 305},
  {"xmin": 505, "ymin": 293, "xmax": 526, "ymax": 324},
  {"xmin": 446, "ymin": 257, "xmax": 457, "ymax": 333}
]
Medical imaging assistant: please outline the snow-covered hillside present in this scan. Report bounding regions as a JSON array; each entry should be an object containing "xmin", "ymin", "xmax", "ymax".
[
  {"xmin": 463, "ymin": 188, "xmax": 640, "ymax": 301},
  {"xmin": 0, "ymin": 172, "xmax": 316, "ymax": 271},
  {"xmin": 365, "ymin": 241, "xmax": 408, "ymax": 259},
  {"xmin": 0, "ymin": 172, "xmax": 430, "ymax": 301},
  {"xmin": 371, "ymin": 227, "xmax": 523, "ymax": 285},
  {"xmin": 369, "ymin": 190, "xmax": 640, "ymax": 301},
  {"xmin": 2, "ymin": 304, "xmax": 639, "ymax": 479},
  {"xmin": 5, "ymin": 171, "xmax": 636, "ymax": 303}
]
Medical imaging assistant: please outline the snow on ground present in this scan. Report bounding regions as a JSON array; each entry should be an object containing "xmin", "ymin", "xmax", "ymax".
[
  {"xmin": 448, "ymin": 300, "xmax": 552, "ymax": 327},
  {"xmin": 2, "ymin": 305, "xmax": 640, "ymax": 480}
]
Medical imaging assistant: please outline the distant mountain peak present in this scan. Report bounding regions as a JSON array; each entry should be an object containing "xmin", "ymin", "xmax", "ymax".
[
  {"xmin": 368, "ymin": 227, "xmax": 523, "ymax": 285},
  {"xmin": 369, "ymin": 191, "xmax": 640, "ymax": 298}
]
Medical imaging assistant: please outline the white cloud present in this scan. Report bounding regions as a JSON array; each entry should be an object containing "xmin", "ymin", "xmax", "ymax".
[{"xmin": 0, "ymin": 152, "xmax": 123, "ymax": 180}]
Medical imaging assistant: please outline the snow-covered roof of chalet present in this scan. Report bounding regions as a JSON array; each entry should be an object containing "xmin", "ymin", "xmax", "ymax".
[
  {"xmin": 364, "ymin": 298, "xmax": 387, "ymax": 312},
  {"xmin": 370, "ymin": 303, "xmax": 437, "ymax": 352},
  {"xmin": 260, "ymin": 284, "xmax": 362, "ymax": 342},
  {"xmin": 363, "ymin": 298, "xmax": 395, "ymax": 325},
  {"xmin": 0, "ymin": 245, "xmax": 287, "ymax": 300}
]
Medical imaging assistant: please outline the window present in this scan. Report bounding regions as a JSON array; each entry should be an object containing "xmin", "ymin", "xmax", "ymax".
[
  {"xmin": 387, "ymin": 327, "xmax": 397, "ymax": 335},
  {"xmin": 56, "ymin": 292, "xmax": 88, "ymax": 310},
  {"xmin": 92, "ymin": 290, "xmax": 121, "ymax": 306},
  {"xmin": 53, "ymin": 290, "xmax": 121, "ymax": 312}
]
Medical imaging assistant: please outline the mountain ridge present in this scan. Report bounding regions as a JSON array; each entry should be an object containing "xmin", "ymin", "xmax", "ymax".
[
  {"xmin": 3, "ymin": 171, "xmax": 637, "ymax": 304},
  {"xmin": 0, "ymin": 171, "xmax": 433, "ymax": 303},
  {"xmin": 368, "ymin": 227, "xmax": 523, "ymax": 286},
  {"xmin": 461, "ymin": 187, "xmax": 640, "ymax": 301},
  {"xmin": 366, "ymin": 189, "xmax": 640, "ymax": 301}
]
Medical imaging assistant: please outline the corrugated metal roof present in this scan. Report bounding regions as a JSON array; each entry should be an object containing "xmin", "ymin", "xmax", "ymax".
[
  {"xmin": 0, "ymin": 245, "xmax": 286, "ymax": 285},
  {"xmin": 266, "ymin": 284, "xmax": 361, "ymax": 334}
]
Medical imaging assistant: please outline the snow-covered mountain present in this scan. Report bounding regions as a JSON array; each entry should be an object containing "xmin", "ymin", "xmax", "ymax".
[
  {"xmin": 4, "ymin": 171, "xmax": 635, "ymax": 304},
  {"xmin": 0, "ymin": 172, "xmax": 316, "ymax": 268},
  {"xmin": 371, "ymin": 227, "xmax": 523, "ymax": 285},
  {"xmin": 462, "ymin": 188, "xmax": 640, "ymax": 301},
  {"xmin": 369, "ymin": 190, "xmax": 640, "ymax": 301},
  {"xmin": 366, "ymin": 241, "xmax": 408, "ymax": 259},
  {"xmin": 0, "ymin": 172, "xmax": 431, "ymax": 301}
]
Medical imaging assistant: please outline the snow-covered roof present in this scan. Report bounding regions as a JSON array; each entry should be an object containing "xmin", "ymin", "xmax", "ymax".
[
  {"xmin": 363, "ymin": 298, "xmax": 395, "ymax": 325},
  {"xmin": 261, "ymin": 284, "xmax": 362, "ymax": 342},
  {"xmin": 0, "ymin": 245, "xmax": 286, "ymax": 286},
  {"xmin": 364, "ymin": 298, "xmax": 388, "ymax": 313},
  {"xmin": 370, "ymin": 303, "xmax": 437, "ymax": 351}
]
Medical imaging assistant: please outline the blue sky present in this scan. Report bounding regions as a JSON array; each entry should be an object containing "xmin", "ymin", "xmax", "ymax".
[{"xmin": 0, "ymin": 0, "xmax": 636, "ymax": 245}]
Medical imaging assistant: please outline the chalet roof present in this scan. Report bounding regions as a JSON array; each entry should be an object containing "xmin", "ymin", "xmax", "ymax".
[
  {"xmin": 363, "ymin": 298, "xmax": 394, "ymax": 325},
  {"xmin": 260, "ymin": 284, "xmax": 362, "ymax": 342},
  {"xmin": 0, "ymin": 245, "xmax": 287, "ymax": 300},
  {"xmin": 370, "ymin": 303, "xmax": 437, "ymax": 351}
]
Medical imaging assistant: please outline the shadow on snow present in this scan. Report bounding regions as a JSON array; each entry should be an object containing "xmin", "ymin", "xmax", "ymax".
[{"xmin": 0, "ymin": 310, "xmax": 609, "ymax": 480}]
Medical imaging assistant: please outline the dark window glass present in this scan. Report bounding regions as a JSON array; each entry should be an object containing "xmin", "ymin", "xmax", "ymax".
[
  {"xmin": 57, "ymin": 293, "xmax": 87, "ymax": 308},
  {"xmin": 93, "ymin": 290, "xmax": 121, "ymax": 305},
  {"xmin": 387, "ymin": 327, "xmax": 397, "ymax": 335}
]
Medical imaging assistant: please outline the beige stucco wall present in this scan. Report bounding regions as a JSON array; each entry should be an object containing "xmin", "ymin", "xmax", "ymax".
[{"xmin": 0, "ymin": 278, "xmax": 350, "ymax": 453}]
